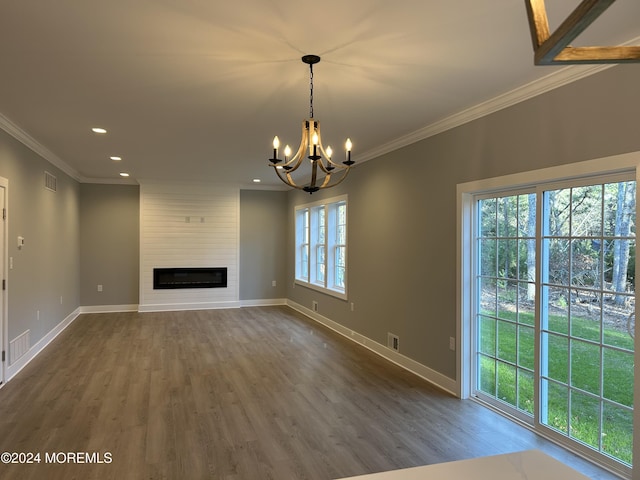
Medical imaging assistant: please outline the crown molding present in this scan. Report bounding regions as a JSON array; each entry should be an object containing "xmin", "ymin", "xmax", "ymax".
[
  {"xmin": 0, "ymin": 112, "xmax": 82, "ymax": 181},
  {"xmin": 356, "ymin": 61, "xmax": 619, "ymax": 164},
  {"xmin": 78, "ymin": 176, "xmax": 140, "ymax": 185}
]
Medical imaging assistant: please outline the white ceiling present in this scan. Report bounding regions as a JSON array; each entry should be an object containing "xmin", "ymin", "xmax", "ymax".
[{"xmin": 1, "ymin": 1, "xmax": 639, "ymax": 189}]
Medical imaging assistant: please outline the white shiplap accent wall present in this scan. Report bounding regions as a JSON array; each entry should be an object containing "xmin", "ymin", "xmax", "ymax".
[{"xmin": 139, "ymin": 181, "xmax": 240, "ymax": 312}]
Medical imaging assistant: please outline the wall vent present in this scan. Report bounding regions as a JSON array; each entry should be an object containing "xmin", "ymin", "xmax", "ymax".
[
  {"xmin": 44, "ymin": 171, "xmax": 57, "ymax": 192},
  {"xmin": 10, "ymin": 330, "xmax": 30, "ymax": 364},
  {"xmin": 387, "ymin": 332, "xmax": 400, "ymax": 352}
]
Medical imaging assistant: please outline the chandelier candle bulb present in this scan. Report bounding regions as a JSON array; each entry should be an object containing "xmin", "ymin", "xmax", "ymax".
[
  {"xmin": 310, "ymin": 131, "xmax": 320, "ymax": 160},
  {"xmin": 272, "ymin": 136, "xmax": 280, "ymax": 161}
]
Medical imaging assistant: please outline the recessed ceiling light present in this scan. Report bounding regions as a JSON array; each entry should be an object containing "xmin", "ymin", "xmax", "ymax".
[
  {"xmin": 91, "ymin": 127, "xmax": 107, "ymax": 134},
  {"xmin": 253, "ymin": 179, "xmax": 261, "ymax": 183},
  {"xmin": 119, "ymin": 172, "xmax": 130, "ymax": 177},
  {"xmin": 110, "ymin": 156, "xmax": 122, "ymax": 161}
]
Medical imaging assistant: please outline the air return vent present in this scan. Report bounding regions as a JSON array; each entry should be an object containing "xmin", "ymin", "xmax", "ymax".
[
  {"xmin": 44, "ymin": 171, "xmax": 57, "ymax": 192},
  {"xmin": 387, "ymin": 333, "xmax": 399, "ymax": 352},
  {"xmin": 10, "ymin": 330, "xmax": 30, "ymax": 363}
]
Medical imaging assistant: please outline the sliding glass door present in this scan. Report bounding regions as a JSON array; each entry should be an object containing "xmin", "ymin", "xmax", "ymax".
[{"xmin": 473, "ymin": 176, "xmax": 635, "ymax": 469}]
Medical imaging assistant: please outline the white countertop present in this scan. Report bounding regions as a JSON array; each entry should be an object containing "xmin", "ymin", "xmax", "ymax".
[{"xmin": 335, "ymin": 450, "xmax": 590, "ymax": 480}]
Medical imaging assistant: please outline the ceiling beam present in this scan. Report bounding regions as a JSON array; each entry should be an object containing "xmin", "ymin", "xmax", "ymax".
[{"xmin": 525, "ymin": 0, "xmax": 640, "ymax": 64}]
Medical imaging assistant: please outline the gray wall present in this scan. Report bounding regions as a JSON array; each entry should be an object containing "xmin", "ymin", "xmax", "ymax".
[
  {"xmin": 0, "ymin": 129, "xmax": 80, "ymax": 344},
  {"xmin": 285, "ymin": 64, "xmax": 640, "ymax": 380},
  {"xmin": 79, "ymin": 183, "xmax": 139, "ymax": 307},
  {"xmin": 239, "ymin": 189, "xmax": 288, "ymax": 301}
]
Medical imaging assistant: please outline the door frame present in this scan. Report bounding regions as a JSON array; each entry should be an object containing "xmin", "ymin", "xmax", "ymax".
[{"xmin": 0, "ymin": 176, "xmax": 8, "ymax": 385}]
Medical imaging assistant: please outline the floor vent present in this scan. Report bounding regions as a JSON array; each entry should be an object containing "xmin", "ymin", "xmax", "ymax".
[
  {"xmin": 44, "ymin": 171, "xmax": 57, "ymax": 192},
  {"xmin": 10, "ymin": 330, "xmax": 30, "ymax": 363},
  {"xmin": 387, "ymin": 333, "xmax": 400, "ymax": 352}
]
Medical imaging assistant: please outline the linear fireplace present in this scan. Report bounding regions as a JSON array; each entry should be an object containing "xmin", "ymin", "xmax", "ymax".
[{"xmin": 153, "ymin": 267, "xmax": 227, "ymax": 289}]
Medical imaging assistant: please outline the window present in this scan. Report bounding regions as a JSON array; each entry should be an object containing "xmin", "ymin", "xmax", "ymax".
[
  {"xmin": 296, "ymin": 208, "xmax": 309, "ymax": 281},
  {"xmin": 459, "ymin": 154, "xmax": 639, "ymax": 478},
  {"xmin": 295, "ymin": 195, "xmax": 348, "ymax": 298}
]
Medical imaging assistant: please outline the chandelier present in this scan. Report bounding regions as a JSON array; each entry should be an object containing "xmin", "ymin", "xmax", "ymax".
[{"xmin": 269, "ymin": 55, "xmax": 354, "ymax": 194}]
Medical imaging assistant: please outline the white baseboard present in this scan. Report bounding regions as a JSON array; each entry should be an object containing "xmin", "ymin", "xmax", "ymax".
[
  {"xmin": 137, "ymin": 300, "xmax": 241, "ymax": 312},
  {"xmin": 80, "ymin": 304, "xmax": 139, "ymax": 314},
  {"xmin": 286, "ymin": 300, "xmax": 458, "ymax": 396},
  {"xmin": 6, "ymin": 307, "xmax": 80, "ymax": 382},
  {"xmin": 240, "ymin": 298, "xmax": 287, "ymax": 307},
  {"xmin": 80, "ymin": 299, "xmax": 287, "ymax": 313}
]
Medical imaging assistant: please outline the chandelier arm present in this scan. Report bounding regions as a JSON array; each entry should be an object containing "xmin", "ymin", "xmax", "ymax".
[
  {"xmin": 271, "ymin": 165, "xmax": 295, "ymax": 186},
  {"xmin": 316, "ymin": 145, "xmax": 351, "ymax": 171},
  {"xmin": 323, "ymin": 157, "xmax": 344, "ymax": 169},
  {"xmin": 284, "ymin": 171, "xmax": 311, "ymax": 191},
  {"xmin": 317, "ymin": 160, "xmax": 347, "ymax": 175},
  {"xmin": 319, "ymin": 172, "xmax": 333, "ymax": 189},
  {"xmin": 320, "ymin": 168, "xmax": 351, "ymax": 189},
  {"xmin": 271, "ymin": 164, "xmax": 308, "ymax": 191},
  {"xmin": 277, "ymin": 121, "xmax": 310, "ymax": 170},
  {"xmin": 314, "ymin": 124, "xmax": 351, "ymax": 169},
  {"xmin": 317, "ymin": 161, "xmax": 332, "ymax": 174},
  {"xmin": 280, "ymin": 149, "xmax": 305, "ymax": 171}
]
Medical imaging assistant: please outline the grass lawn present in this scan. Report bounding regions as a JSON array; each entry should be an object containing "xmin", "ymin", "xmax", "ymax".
[{"xmin": 478, "ymin": 309, "xmax": 634, "ymax": 465}]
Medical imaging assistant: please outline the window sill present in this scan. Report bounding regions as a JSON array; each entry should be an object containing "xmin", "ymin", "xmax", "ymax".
[{"xmin": 294, "ymin": 279, "xmax": 347, "ymax": 301}]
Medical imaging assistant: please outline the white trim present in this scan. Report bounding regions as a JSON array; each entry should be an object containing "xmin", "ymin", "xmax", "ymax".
[
  {"xmin": 458, "ymin": 151, "xmax": 640, "ymax": 194},
  {"xmin": 293, "ymin": 280, "xmax": 347, "ymax": 301},
  {"xmin": 0, "ymin": 177, "xmax": 8, "ymax": 385},
  {"xmin": 0, "ymin": 112, "xmax": 81, "ymax": 181},
  {"xmin": 137, "ymin": 301, "xmax": 241, "ymax": 313},
  {"xmin": 82, "ymin": 300, "xmax": 289, "ymax": 312},
  {"xmin": 5, "ymin": 308, "xmax": 80, "ymax": 382},
  {"xmin": 356, "ymin": 62, "xmax": 619, "ymax": 164},
  {"xmin": 79, "ymin": 177, "xmax": 139, "ymax": 185},
  {"xmin": 80, "ymin": 304, "xmax": 139, "ymax": 314},
  {"xmin": 456, "ymin": 187, "xmax": 474, "ymax": 399},
  {"xmin": 240, "ymin": 298, "xmax": 287, "ymax": 307},
  {"xmin": 286, "ymin": 299, "xmax": 457, "ymax": 396}
]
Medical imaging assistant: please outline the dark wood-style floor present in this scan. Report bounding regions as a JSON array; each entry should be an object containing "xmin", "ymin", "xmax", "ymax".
[{"xmin": 0, "ymin": 306, "xmax": 620, "ymax": 479}]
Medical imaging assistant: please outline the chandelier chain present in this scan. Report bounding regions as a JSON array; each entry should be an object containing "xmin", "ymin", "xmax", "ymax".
[{"xmin": 309, "ymin": 63, "xmax": 314, "ymax": 119}]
